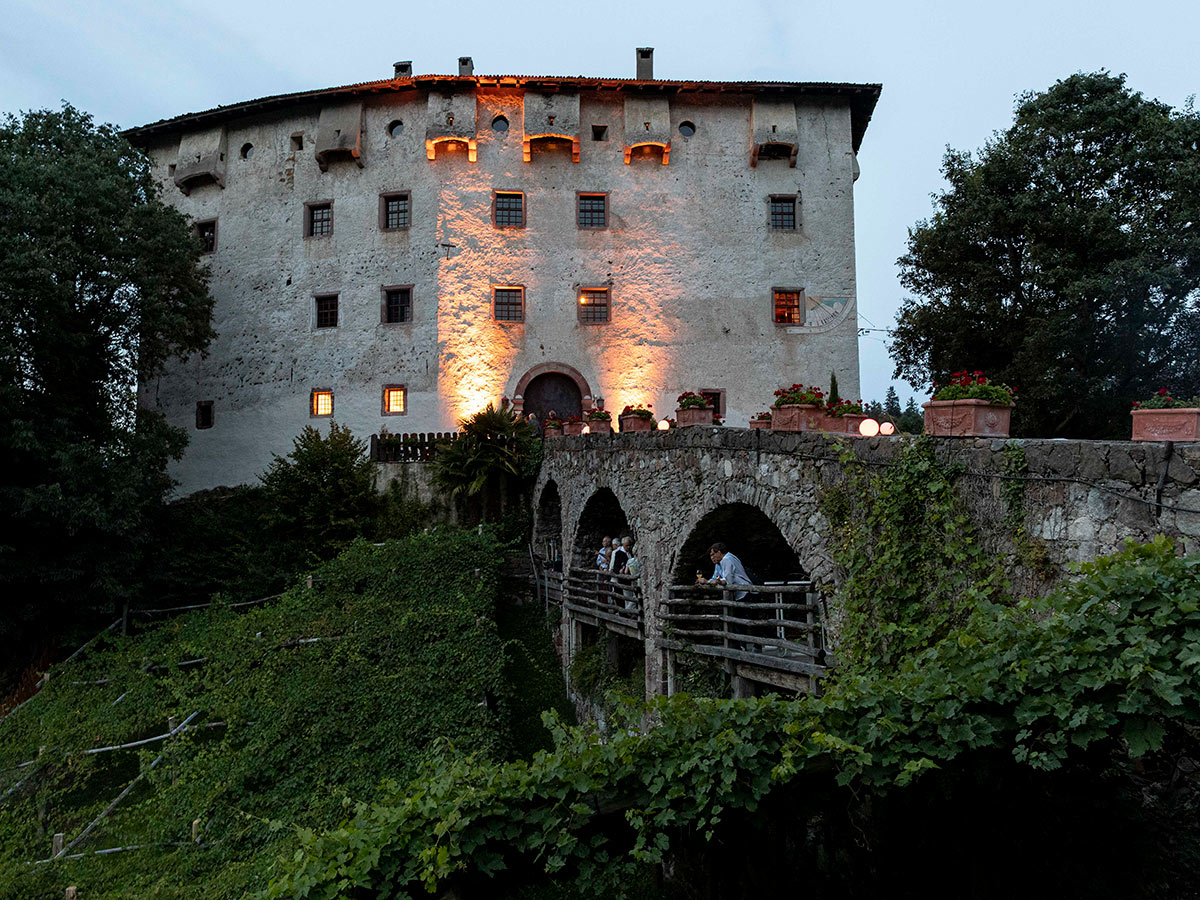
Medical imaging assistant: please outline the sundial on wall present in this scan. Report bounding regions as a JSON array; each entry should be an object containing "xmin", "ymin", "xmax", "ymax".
[{"xmin": 785, "ymin": 295, "xmax": 852, "ymax": 333}]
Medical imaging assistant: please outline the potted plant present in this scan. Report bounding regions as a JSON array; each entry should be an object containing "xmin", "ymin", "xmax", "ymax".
[
  {"xmin": 542, "ymin": 413, "xmax": 564, "ymax": 438},
  {"xmin": 675, "ymin": 391, "xmax": 714, "ymax": 427},
  {"xmin": 586, "ymin": 407, "xmax": 613, "ymax": 434},
  {"xmin": 749, "ymin": 411, "xmax": 773, "ymax": 430},
  {"xmin": 1131, "ymin": 389, "xmax": 1200, "ymax": 441},
  {"xmin": 824, "ymin": 398, "xmax": 867, "ymax": 435},
  {"xmin": 771, "ymin": 384, "xmax": 826, "ymax": 432},
  {"xmin": 562, "ymin": 414, "xmax": 585, "ymax": 436},
  {"xmin": 922, "ymin": 371, "xmax": 1015, "ymax": 437},
  {"xmin": 619, "ymin": 404, "xmax": 655, "ymax": 433}
]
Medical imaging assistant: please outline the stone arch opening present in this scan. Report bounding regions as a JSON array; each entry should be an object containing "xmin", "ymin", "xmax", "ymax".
[
  {"xmin": 512, "ymin": 363, "xmax": 592, "ymax": 424},
  {"xmin": 535, "ymin": 480, "xmax": 563, "ymax": 565},
  {"xmin": 671, "ymin": 502, "xmax": 803, "ymax": 585},
  {"xmin": 572, "ymin": 488, "xmax": 630, "ymax": 567}
]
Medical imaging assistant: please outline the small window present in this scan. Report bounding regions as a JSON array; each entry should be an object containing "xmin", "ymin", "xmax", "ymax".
[
  {"xmin": 240, "ymin": 142, "xmax": 254, "ymax": 159},
  {"xmin": 699, "ymin": 390, "xmax": 725, "ymax": 416},
  {"xmin": 315, "ymin": 294, "xmax": 339, "ymax": 328},
  {"xmin": 290, "ymin": 133, "xmax": 304, "ymax": 151},
  {"xmin": 493, "ymin": 286, "xmax": 525, "ymax": 322},
  {"xmin": 195, "ymin": 401, "xmax": 214, "ymax": 429},
  {"xmin": 769, "ymin": 196, "xmax": 797, "ymax": 231},
  {"xmin": 678, "ymin": 121, "xmax": 696, "ymax": 137},
  {"xmin": 577, "ymin": 287, "xmax": 609, "ymax": 325},
  {"xmin": 758, "ymin": 143, "xmax": 792, "ymax": 161},
  {"xmin": 387, "ymin": 119, "xmax": 404, "ymax": 137},
  {"xmin": 773, "ymin": 288, "xmax": 804, "ymax": 325},
  {"xmin": 382, "ymin": 385, "xmax": 407, "ymax": 415},
  {"xmin": 493, "ymin": 191, "xmax": 525, "ymax": 228},
  {"xmin": 195, "ymin": 219, "xmax": 217, "ymax": 253},
  {"xmin": 305, "ymin": 201, "xmax": 333, "ymax": 237},
  {"xmin": 382, "ymin": 286, "xmax": 413, "ymax": 324},
  {"xmin": 491, "ymin": 115, "xmax": 509, "ymax": 133},
  {"xmin": 577, "ymin": 193, "xmax": 608, "ymax": 229},
  {"xmin": 380, "ymin": 192, "xmax": 411, "ymax": 230},
  {"xmin": 311, "ymin": 390, "xmax": 334, "ymax": 417},
  {"xmin": 591, "ymin": 124, "xmax": 609, "ymax": 141}
]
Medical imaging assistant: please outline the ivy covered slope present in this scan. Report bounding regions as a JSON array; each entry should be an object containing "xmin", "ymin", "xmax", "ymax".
[
  {"xmin": 273, "ymin": 537, "xmax": 1200, "ymax": 899},
  {"xmin": 0, "ymin": 528, "xmax": 562, "ymax": 899}
]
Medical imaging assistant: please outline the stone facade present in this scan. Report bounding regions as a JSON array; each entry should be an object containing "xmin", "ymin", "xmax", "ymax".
[{"xmin": 129, "ymin": 53, "xmax": 880, "ymax": 494}]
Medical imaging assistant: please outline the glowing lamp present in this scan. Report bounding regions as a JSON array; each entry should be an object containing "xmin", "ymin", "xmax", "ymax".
[
  {"xmin": 858, "ymin": 418, "xmax": 881, "ymax": 437},
  {"xmin": 581, "ymin": 424, "xmax": 591, "ymax": 434},
  {"xmin": 879, "ymin": 421, "xmax": 896, "ymax": 435},
  {"xmin": 578, "ymin": 295, "xmax": 588, "ymax": 305},
  {"xmin": 658, "ymin": 419, "xmax": 671, "ymax": 430}
]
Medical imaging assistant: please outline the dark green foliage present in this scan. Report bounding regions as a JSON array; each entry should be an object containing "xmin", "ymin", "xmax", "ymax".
[
  {"xmin": 0, "ymin": 105, "xmax": 215, "ymax": 681},
  {"xmin": 0, "ymin": 528, "xmax": 562, "ymax": 898},
  {"xmin": 891, "ymin": 72, "xmax": 1200, "ymax": 439},
  {"xmin": 432, "ymin": 404, "xmax": 541, "ymax": 523},
  {"xmin": 883, "ymin": 386, "xmax": 901, "ymax": 417},
  {"xmin": 898, "ymin": 396, "xmax": 923, "ymax": 433},
  {"xmin": 827, "ymin": 371, "xmax": 840, "ymax": 405},
  {"xmin": 259, "ymin": 423, "xmax": 381, "ymax": 566},
  {"xmin": 270, "ymin": 537, "xmax": 1200, "ymax": 898},
  {"xmin": 497, "ymin": 603, "xmax": 577, "ymax": 757}
]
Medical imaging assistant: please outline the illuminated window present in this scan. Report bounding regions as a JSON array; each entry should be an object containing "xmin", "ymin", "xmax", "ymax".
[
  {"xmin": 769, "ymin": 196, "xmax": 797, "ymax": 231},
  {"xmin": 493, "ymin": 191, "xmax": 525, "ymax": 228},
  {"xmin": 382, "ymin": 385, "xmax": 407, "ymax": 415},
  {"xmin": 382, "ymin": 286, "xmax": 413, "ymax": 324},
  {"xmin": 493, "ymin": 286, "xmax": 525, "ymax": 322},
  {"xmin": 773, "ymin": 288, "xmax": 804, "ymax": 325},
  {"xmin": 380, "ymin": 192, "xmax": 411, "ymax": 230},
  {"xmin": 577, "ymin": 193, "xmax": 607, "ymax": 229},
  {"xmin": 577, "ymin": 287, "xmax": 609, "ymax": 324},
  {"xmin": 310, "ymin": 390, "xmax": 334, "ymax": 417},
  {"xmin": 315, "ymin": 294, "xmax": 338, "ymax": 328},
  {"xmin": 305, "ymin": 201, "xmax": 332, "ymax": 237},
  {"xmin": 195, "ymin": 219, "xmax": 217, "ymax": 253},
  {"xmin": 195, "ymin": 401, "xmax": 214, "ymax": 429}
]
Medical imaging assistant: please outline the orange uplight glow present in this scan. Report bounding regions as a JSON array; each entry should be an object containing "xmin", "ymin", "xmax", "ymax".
[
  {"xmin": 879, "ymin": 421, "xmax": 896, "ymax": 435},
  {"xmin": 858, "ymin": 418, "xmax": 880, "ymax": 437}
]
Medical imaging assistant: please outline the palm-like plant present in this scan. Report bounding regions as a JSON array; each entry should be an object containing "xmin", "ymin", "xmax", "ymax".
[{"xmin": 431, "ymin": 405, "xmax": 541, "ymax": 519}]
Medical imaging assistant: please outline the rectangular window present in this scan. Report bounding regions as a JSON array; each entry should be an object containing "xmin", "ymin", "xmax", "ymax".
[
  {"xmin": 195, "ymin": 400, "xmax": 214, "ymax": 429},
  {"xmin": 380, "ymin": 192, "xmax": 411, "ymax": 230},
  {"xmin": 577, "ymin": 193, "xmax": 608, "ymax": 229},
  {"xmin": 591, "ymin": 124, "xmax": 609, "ymax": 141},
  {"xmin": 773, "ymin": 288, "xmax": 804, "ymax": 325},
  {"xmin": 311, "ymin": 390, "xmax": 334, "ymax": 417},
  {"xmin": 577, "ymin": 287, "xmax": 610, "ymax": 324},
  {"xmin": 493, "ymin": 191, "xmax": 525, "ymax": 228},
  {"xmin": 315, "ymin": 294, "xmax": 339, "ymax": 328},
  {"xmin": 382, "ymin": 286, "xmax": 413, "ymax": 324},
  {"xmin": 382, "ymin": 385, "xmax": 407, "ymax": 415},
  {"xmin": 195, "ymin": 219, "xmax": 217, "ymax": 253},
  {"xmin": 769, "ymin": 196, "xmax": 797, "ymax": 231},
  {"xmin": 305, "ymin": 201, "xmax": 333, "ymax": 237},
  {"xmin": 493, "ymin": 286, "xmax": 525, "ymax": 322},
  {"xmin": 699, "ymin": 390, "xmax": 726, "ymax": 416}
]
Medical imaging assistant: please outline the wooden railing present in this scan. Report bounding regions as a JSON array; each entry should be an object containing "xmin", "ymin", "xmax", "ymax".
[
  {"xmin": 370, "ymin": 432, "xmax": 460, "ymax": 463},
  {"xmin": 659, "ymin": 583, "xmax": 824, "ymax": 678},
  {"xmin": 531, "ymin": 551, "xmax": 564, "ymax": 610},
  {"xmin": 563, "ymin": 566, "xmax": 643, "ymax": 639}
]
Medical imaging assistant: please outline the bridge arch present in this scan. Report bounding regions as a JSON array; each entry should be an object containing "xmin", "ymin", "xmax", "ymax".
[
  {"xmin": 572, "ymin": 487, "xmax": 632, "ymax": 567},
  {"xmin": 535, "ymin": 480, "xmax": 563, "ymax": 564},
  {"xmin": 671, "ymin": 502, "xmax": 804, "ymax": 586}
]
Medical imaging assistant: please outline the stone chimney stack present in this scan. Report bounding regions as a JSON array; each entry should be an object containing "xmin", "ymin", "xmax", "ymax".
[
  {"xmin": 458, "ymin": 56, "xmax": 474, "ymax": 77},
  {"xmin": 394, "ymin": 60, "xmax": 413, "ymax": 78},
  {"xmin": 636, "ymin": 47, "xmax": 654, "ymax": 80}
]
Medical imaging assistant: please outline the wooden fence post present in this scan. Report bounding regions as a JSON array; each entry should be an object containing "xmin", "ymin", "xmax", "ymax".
[
  {"xmin": 192, "ymin": 818, "xmax": 201, "ymax": 843},
  {"xmin": 52, "ymin": 832, "xmax": 64, "ymax": 856},
  {"xmin": 64, "ymin": 888, "xmax": 77, "ymax": 900}
]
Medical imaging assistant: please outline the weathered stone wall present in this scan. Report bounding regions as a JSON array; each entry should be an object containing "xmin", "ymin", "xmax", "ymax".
[{"xmin": 137, "ymin": 80, "xmax": 865, "ymax": 495}]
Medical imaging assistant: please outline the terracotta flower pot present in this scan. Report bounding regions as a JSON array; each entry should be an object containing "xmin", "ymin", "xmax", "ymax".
[
  {"xmin": 675, "ymin": 406, "xmax": 714, "ymax": 427},
  {"xmin": 827, "ymin": 413, "xmax": 869, "ymax": 435},
  {"xmin": 587, "ymin": 418, "xmax": 613, "ymax": 434},
  {"xmin": 1131, "ymin": 408, "xmax": 1200, "ymax": 442},
  {"xmin": 562, "ymin": 421, "xmax": 584, "ymax": 436},
  {"xmin": 749, "ymin": 419, "xmax": 772, "ymax": 430},
  {"xmin": 922, "ymin": 399, "xmax": 1012, "ymax": 437},
  {"xmin": 543, "ymin": 424, "xmax": 564, "ymax": 438},
  {"xmin": 771, "ymin": 404, "xmax": 824, "ymax": 432},
  {"xmin": 619, "ymin": 415, "xmax": 654, "ymax": 433}
]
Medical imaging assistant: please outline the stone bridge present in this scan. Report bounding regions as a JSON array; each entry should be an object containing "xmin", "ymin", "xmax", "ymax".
[{"xmin": 530, "ymin": 428, "xmax": 1200, "ymax": 698}]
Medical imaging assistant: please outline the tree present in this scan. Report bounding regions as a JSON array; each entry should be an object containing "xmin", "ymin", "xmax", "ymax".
[
  {"xmin": 890, "ymin": 73, "xmax": 1200, "ymax": 439},
  {"xmin": 0, "ymin": 106, "xmax": 214, "ymax": 677},
  {"xmin": 899, "ymin": 397, "xmax": 924, "ymax": 434},
  {"xmin": 883, "ymin": 386, "xmax": 902, "ymax": 418},
  {"xmin": 432, "ymin": 404, "xmax": 540, "ymax": 523}
]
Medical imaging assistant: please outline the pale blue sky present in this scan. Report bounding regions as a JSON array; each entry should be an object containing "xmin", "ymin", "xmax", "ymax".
[{"xmin": 3, "ymin": 0, "xmax": 1197, "ymax": 404}]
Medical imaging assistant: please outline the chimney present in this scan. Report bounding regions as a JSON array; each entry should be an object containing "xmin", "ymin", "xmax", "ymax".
[
  {"xmin": 458, "ymin": 56, "xmax": 474, "ymax": 77},
  {"xmin": 394, "ymin": 60, "xmax": 412, "ymax": 78},
  {"xmin": 636, "ymin": 47, "xmax": 654, "ymax": 80}
]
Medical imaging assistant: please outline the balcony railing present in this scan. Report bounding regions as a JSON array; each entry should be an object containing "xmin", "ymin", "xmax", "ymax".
[
  {"xmin": 563, "ymin": 566, "xmax": 643, "ymax": 639},
  {"xmin": 370, "ymin": 432, "xmax": 460, "ymax": 463},
  {"xmin": 531, "ymin": 551, "xmax": 564, "ymax": 610},
  {"xmin": 660, "ymin": 583, "xmax": 824, "ymax": 678}
]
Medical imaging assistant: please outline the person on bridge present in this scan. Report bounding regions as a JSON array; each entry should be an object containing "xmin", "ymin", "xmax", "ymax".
[
  {"xmin": 699, "ymin": 543, "xmax": 750, "ymax": 601},
  {"xmin": 595, "ymin": 536, "xmax": 612, "ymax": 570}
]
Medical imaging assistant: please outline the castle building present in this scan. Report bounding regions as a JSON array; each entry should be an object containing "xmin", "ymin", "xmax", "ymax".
[{"xmin": 129, "ymin": 50, "xmax": 881, "ymax": 493}]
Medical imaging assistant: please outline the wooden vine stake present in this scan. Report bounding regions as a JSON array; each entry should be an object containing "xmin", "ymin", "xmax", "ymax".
[
  {"xmin": 52, "ymin": 832, "xmax": 64, "ymax": 856},
  {"xmin": 65, "ymin": 888, "xmax": 77, "ymax": 900},
  {"xmin": 192, "ymin": 818, "xmax": 201, "ymax": 843}
]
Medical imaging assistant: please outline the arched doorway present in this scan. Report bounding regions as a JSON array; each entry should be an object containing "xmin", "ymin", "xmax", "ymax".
[{"xmin": 523, "ymin": 373, "xmax": 582, "ymax": 423}]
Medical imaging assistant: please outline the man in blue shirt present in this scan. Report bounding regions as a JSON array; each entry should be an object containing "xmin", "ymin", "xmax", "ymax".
[{"xmin": 700, "ymin": 542, "xmax": 750, "ymax": 600}]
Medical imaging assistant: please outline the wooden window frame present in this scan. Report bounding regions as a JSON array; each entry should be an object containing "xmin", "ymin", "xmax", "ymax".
[
  {"xmin": 380, "ymin": 284, "xmax": 414, "ymax": 325},
  {"xmin": 379, "ymin": 191, "xmax": 412, "ymax": 231},
  {"xmin": 492, "ymin": 285, "xmax": 525, "ymax": 323},
  {"xmin": 768, "ymin": 195, "xmax": 798, "ymax": 231},
  {"xmin": 310, "ymin": 389, "xmax": 334, "ymax": 417},
  {"xmin": 577, "ymin": 286, "xmax": 610, "ymax": 325},
  {"xmin": 314, "ymin": 293, "xmax": 339, "ymax": 329},
  {"xmin": 772, "ymin": 287, "xmax": 805, "ymax": 326},
  {"xmin": 305, "ymin": 200, "xmax": 333, "ymax": 237},
  {"xmin": 381, "ymin": 384, "xmax": 408, "ymax": 416},
  {"xmin": 492, "ymin": 191, "xmax": 526, "ymax": 228},
  {"xmin": 576, "ymin": 193, "xmax": 608, "ymax": 230}
]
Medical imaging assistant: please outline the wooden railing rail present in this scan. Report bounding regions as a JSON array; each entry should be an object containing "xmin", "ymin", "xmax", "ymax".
[
  {"xmin": 370, "ymin": 432, "xmax": 461, "ymax": 463},
  {"xmin": 563, "ymin": 566, "xmax": 643, "ymax": 637}
]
